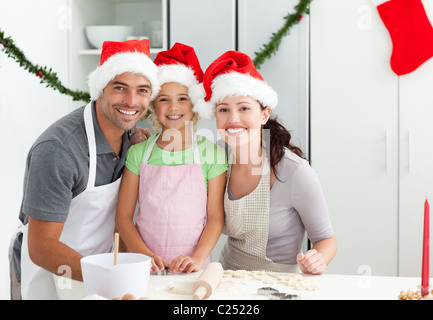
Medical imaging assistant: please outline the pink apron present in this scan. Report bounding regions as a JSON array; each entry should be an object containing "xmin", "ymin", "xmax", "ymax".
[{"xmin": 135, "ymin": 133, "xmax": 211, "ymax": 267}]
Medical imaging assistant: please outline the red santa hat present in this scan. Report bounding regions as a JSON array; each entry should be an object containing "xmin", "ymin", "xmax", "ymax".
[
  {"xmin": 88, "ymin": 39, "xmax": 160, "ymax": 101},
  {"xmin": 194, "ymin": 51, "xmax": 278, "ymax": 120},
  {"xmin": 153, "ymin": 42, "xmax": 206, "ymax": 115}
]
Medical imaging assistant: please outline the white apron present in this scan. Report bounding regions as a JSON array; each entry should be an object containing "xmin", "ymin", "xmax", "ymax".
[{"xmin": 20, "ymin": 102, "xmax": 122, "ymax": 299}]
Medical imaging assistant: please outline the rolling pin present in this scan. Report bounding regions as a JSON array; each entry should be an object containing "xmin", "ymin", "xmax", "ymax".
[{"xmin": 192, "ymin": 262, "xmax": 224, "ymax": 300}]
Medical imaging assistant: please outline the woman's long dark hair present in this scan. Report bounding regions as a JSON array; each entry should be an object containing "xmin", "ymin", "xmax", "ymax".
[{"xmin": 262, "ymin": 115, "xmax": 308, "ymax": 178}]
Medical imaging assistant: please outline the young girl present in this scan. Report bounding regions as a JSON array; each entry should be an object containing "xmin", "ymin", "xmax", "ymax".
[
  {"xmin": 193, "ymin": 51, "xmax": 336, "ymax": 274},
  {"xmin": 115, "ymin": 43, "xmax": 227, "ymax": 273}
]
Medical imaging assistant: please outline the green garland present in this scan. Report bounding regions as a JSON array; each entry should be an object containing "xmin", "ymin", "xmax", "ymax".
[
  {"xmin": 0, "ymin": 0, "xmax": 311, "ymax": 102},
  {"xmin": 253, "ymin": 0, "xmax": 312, "ymax": 69},
  {"xmin": 0, "ymin": 29, "xmax": 90, "ymax": 102}
]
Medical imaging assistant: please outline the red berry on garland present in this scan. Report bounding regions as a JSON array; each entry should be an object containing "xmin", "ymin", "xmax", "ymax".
[
  {"xmin": 298, "ymin": 14, "xmax": 303, "ymax": 21},
  {"xmin": 36, "ymin": 70, "xmax": 43, "ymax": 78}
]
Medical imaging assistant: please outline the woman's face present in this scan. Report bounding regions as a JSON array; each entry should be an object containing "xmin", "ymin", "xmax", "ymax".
[
  {"xmin": 215, "ymin": 95, "xmax": 270, "ymax": 149},
  {"xmin": 153, "ymin": 82, "xmax": 194, "ymax": 132}
]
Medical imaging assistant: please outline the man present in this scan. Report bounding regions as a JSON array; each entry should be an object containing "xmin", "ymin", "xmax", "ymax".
[{"xmin": 9, "ymin": 39, "xmax": 159, "ymax": 300}]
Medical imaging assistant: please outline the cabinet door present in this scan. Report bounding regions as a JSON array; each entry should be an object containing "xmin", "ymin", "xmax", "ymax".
[
  {"xmin": 399, "ymin": 58, "xmax": 433, "ymax": 276},
  {"xmin": 310, "ymin": 0, "xmax": 399, "ymax": 276},
  {"xmin": 169, "ymin": 0, "xmax": 236, "ymax": 69},
  {"xmin": 168, "ymin": 0, "xmax": 236, "ymax": 135},
  {"xmin": 237, "ymin": 0, "xmax": 309, "ymax": 155}
]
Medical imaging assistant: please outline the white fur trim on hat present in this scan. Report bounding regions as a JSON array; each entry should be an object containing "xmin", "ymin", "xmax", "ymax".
[
  {"xmin": 193, "ymin": 98, "xmax": 215, "ymax": 120},
  {"xmin": 157, "ymin": 64, "xmax": 199, "ymax": 91},
  {"xmin": 88, "ymin": 51, "xmax": 160, "ymax": 101},
  {"xmin": 210, "ymin": 72, "xmax": 278, "ymax": 110},
  {"xmin": 189, "ymin": 83, "xmax": 215, "ymax": 119}
]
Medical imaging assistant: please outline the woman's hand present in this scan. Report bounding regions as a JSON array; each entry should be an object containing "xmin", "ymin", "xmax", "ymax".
[{"xmin": 296, "ymin": 249, "xmax": 327, "ymax": 275}]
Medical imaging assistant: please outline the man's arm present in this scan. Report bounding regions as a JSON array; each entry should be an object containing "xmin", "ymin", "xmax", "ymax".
[{"xmin": 27, "ymin": 217, "xmax": 84, "ymax": 281}]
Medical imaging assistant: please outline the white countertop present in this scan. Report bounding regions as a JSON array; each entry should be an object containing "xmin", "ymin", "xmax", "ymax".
[{"xmin": 143, "ymin": 270, "xmax": 425, "ymax": 300}]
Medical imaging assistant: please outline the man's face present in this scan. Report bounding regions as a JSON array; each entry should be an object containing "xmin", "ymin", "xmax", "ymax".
[{"xmin": 99, "ymin": 72, "xmax": 152, "ymax": 132}]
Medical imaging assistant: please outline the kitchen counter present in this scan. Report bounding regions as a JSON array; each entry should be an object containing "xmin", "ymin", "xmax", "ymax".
[
  {"xmin": 61, "ymin": 269, "xmax": 427, "ymax": 300},
  {"xmin": 143, "ymin": 270, "xmax": 426, "ymax": 300}
]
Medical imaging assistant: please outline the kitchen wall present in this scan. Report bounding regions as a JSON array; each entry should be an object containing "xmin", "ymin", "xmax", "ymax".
[{"xmin": 0, "ymin": 0, "xmax": 70, "ymax": 299}]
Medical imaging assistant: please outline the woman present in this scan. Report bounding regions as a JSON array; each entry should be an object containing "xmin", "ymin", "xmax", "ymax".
[{"xmin": 194, "ymin": 51, "xmax": 336, "ymax": 274}]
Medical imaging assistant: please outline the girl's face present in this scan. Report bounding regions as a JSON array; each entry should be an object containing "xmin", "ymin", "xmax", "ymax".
[
  {"xmin": 153, "ymin": 82, "xmax": 194, "ymax": 131},
  {"xmin": 215, "ymin": 95, "xmax": 270, "ymax": 148}
]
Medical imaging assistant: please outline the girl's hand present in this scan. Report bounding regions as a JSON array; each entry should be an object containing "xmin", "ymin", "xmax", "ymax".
[
  {"xmin": 169, "ymin": 255, "xmax": 203, "ymax": 274},
  {"xmin": 296, "ymin": 249, "xmax": 326, "ymax": 275},
  {"xmin": 151, "ymin": 255, "xmax": 168, "ymax": 272}
]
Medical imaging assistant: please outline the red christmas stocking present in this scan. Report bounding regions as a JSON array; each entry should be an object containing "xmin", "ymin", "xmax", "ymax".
[{"xmin": 377, "ymin": 0, "xmax": 433, "ymax": 75}]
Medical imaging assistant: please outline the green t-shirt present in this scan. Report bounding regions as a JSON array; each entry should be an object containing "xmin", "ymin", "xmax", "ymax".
[{"xmin": 125, "ymin": 133, "xmax": 228, "ymax": 192}]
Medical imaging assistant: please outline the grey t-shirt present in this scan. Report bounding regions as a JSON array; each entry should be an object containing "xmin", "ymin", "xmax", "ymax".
[
  {"xmin": 12, "ymin": 102, "xmax": 130, "ymax": 281},
  {"xmin": 19, "ymin": 103, "xmax": 129, "ymax": 224},
  {"xmin": 228, "ymin": 149, "xmax": 334, "ymax": 265}
]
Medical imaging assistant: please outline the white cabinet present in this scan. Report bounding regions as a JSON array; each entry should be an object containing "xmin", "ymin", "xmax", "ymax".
[
  {"xmin": 169, "ymin": 0, "xmax": 236, "ymax": 70},
  {"xmin": 237, "ymin": 0, "xmax": 309, "ymax": 156},
  {"xmin": 398, "ymin": 63, "xmax": 433, "ymax": 276},
  {"xmin": 311, "ymin": 0, "xmax": 433, "ymax": 277},
  {"xmin": 68, "ymin": 0, "xmax": 168, "ymax": 110},
  {"xmin": 168, "ymin": 0, "xmax": 237, "ymax": 145}
]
